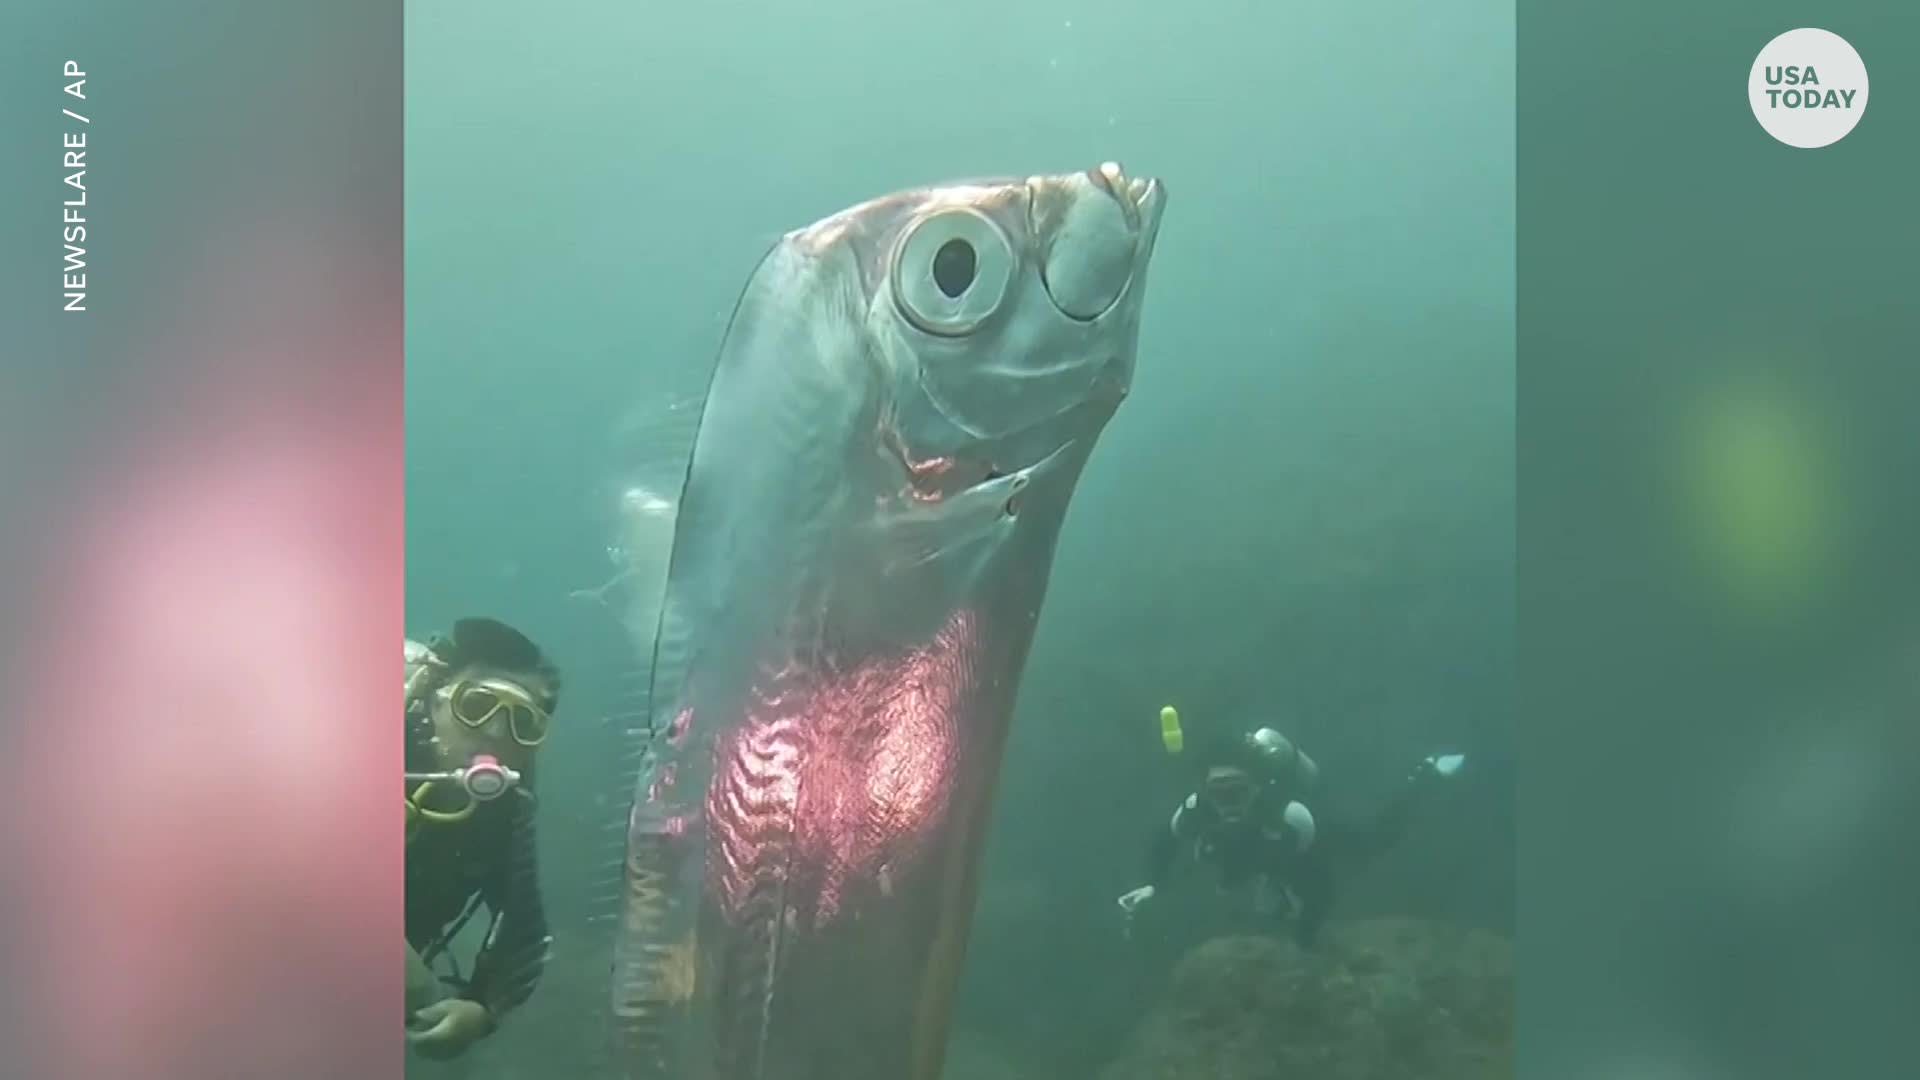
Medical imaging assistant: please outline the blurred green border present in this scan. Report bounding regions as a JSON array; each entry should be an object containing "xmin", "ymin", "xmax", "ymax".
[{"xmin": 1519, "ymin": 2, "xmax": 1917, "ymax": 1077}]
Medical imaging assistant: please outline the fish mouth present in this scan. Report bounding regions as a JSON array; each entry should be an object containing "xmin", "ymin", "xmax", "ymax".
[
  {"xmin": 1030, "ymin": 163, "xmax": 1164, "ymax": 325},
  {"xmin": 1086, "ymin": 160, "xmax": 1158, "ymax": 233}
]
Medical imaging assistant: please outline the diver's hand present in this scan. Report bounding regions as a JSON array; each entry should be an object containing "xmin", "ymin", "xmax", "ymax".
[
  {"xmin": 407, "ymin": 998, "xmax": 493, "ymax": 1060},
  {"xmin": 1117, "ymin": 885, "xmax": 1156, "ymax": 940}
]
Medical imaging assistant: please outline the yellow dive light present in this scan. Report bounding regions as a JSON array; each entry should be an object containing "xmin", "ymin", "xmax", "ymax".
[{"xmin": 1159, "ymin": 705, "xmax": 1183, "ymax": 753}]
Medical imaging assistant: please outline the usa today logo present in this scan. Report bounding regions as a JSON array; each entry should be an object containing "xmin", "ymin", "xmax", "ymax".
[{"xmin": 1749, "ymin": 28, "xmax": 1869, "ymax": 148}]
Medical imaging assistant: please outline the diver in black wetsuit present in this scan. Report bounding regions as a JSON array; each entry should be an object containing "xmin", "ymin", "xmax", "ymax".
[
  {"xmin": 403, "ymin": 617, "xmax": 559, "ymax": 1060},
  {"xmin": 1116, "ymin": 725, "xmax": 1464, "ymax": 947}
]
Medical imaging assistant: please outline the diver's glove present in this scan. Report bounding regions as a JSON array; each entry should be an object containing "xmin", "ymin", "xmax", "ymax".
[
  {"xmin": 1281, "ymin": 800, "xmax": 1316, "ymax": 851},
  {"xmin": 407, "ymin": 998, "xmax": 494, "ymax": 1060}
]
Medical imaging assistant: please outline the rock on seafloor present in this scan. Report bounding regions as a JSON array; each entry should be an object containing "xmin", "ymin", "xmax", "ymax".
[
  {"xmin": 414, "ymin": 918, "xmax": 1506, "ymax": 1080},
  {"xmin": 1100, "ymin": 918, "xmax": 1512, "ymax": 1080}
]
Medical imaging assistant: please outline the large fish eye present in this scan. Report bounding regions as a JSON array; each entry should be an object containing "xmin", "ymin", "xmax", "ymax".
[{"xmin": 890, "ymin": 208, "xmax": 1013, "ymax": 337}]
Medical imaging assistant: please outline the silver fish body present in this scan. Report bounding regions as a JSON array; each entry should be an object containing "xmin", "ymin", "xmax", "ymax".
[{"xmin": 612, "ymin": 164, "xmax": 1166, "ymax": 1080}]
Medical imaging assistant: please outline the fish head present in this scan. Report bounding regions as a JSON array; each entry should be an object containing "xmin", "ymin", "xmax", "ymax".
[{"xmin": 798, "ymin": 163, "xmax": 1166, "ymax": 507}]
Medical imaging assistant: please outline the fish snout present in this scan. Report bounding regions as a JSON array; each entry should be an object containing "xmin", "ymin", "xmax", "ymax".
[
  {"xmin": 1026, "ymin": 163, "xmax": 1163, "ymax": 322},
  {"xmin": 1086, "ymin": 161, "xmax": 1156, "ymax": 231}
]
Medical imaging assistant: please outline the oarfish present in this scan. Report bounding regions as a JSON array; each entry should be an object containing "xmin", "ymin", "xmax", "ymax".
[{"xmin": 611, "ymin": 163, "xmax": 1166, "ymax": 1080}]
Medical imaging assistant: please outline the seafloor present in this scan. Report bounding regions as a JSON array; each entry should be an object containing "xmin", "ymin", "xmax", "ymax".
[
  {"xmin": 416, "ymin": 916, "xmax": 1511, "ymax": 1079},
  {"xmin": 1091, "ymin": 918, "xmax": 1513, "ymax": 1080}
]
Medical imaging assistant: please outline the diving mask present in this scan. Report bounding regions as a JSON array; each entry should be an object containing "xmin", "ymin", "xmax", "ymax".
[
  {"xmin": 441, "ymin": 676, "xmax": 551, "ymax": 747},
  {"xmin": 1202, "ymin": 767, "xmax": 1258, "ymax": 820}
]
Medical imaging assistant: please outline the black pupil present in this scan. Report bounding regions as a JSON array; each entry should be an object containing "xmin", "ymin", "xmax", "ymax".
[{"xmin": 931, "ymin": 238, "xmax": 976, "ymax": 299}]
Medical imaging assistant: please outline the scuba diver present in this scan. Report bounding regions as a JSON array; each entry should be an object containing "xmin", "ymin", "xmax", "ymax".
[
  {"xmin": 1116, "ymin": 723, "xmax": 1465, "ymax": 947},
  {"xmin": 404, "ymin": 617, "xmax": 559, "ymax": 1060}
]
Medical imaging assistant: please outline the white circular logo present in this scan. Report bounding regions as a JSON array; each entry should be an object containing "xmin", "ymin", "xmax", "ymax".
[{"xmin": 1749, "ymin": 28, "xmax": 1869, "ymax": 148}]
